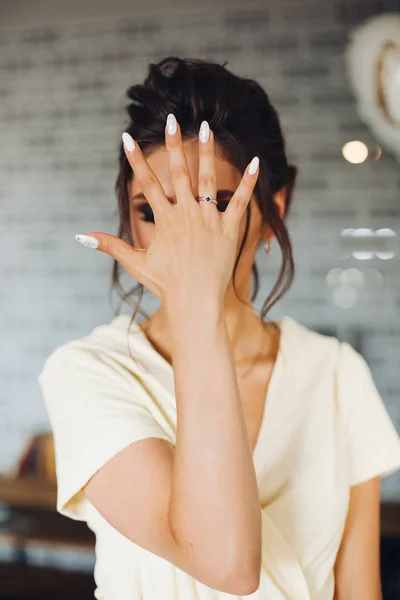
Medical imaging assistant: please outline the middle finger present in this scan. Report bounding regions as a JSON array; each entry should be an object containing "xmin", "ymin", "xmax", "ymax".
[{"xmin": 165, "ymin": 113, "xmax": 196, "ymax": 208}]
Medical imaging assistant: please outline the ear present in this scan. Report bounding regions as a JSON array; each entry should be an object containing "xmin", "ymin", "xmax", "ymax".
[
  {"xmin": 273, "ymin": 186, "xmax": 286, "ymax": 220},
  {"xmin": 261, "ymin": 186, "xmax": 286, "ymax": 242}
]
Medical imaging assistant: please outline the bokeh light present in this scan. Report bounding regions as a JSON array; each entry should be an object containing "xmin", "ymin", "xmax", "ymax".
[{"xmin": 342, "ymin": 140, "xmax": 369, "ymax": 164}]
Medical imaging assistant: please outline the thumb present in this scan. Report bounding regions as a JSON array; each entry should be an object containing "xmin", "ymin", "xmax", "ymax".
[{"xmin": 75, "ymin": 232, "xmax": 146, "ymax": 277}]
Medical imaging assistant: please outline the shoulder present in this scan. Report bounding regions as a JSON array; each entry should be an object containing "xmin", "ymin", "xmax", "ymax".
[
  {"xmin": 281, "ymin": 316, "xmax": 342, "ymax": 373},
  {"xmin": 38, "ymin": 314, "xmax": 139, "ymax": 388},
  {"xmin": 281, "ymin": 315, "xmax": 372, "ymax": 392}
]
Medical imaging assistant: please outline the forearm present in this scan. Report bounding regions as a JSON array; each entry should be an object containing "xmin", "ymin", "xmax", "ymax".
[
  {"xmin": 166, "ymin": 297, "xmax": 262, "ymax": 582},
  {"xmin": 334, "ymin": 586, "xmax": 382, "ymax": 600},
  {"xmin": 333, "ymin": 479, "xmax": 382, "ymax": 600}
]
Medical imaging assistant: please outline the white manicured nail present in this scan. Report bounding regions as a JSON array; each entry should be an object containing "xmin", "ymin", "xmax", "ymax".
[
  {"xmin": 199, "ymin": 121, "xmax": 210, "ymax": 143},
  {"xmin": 166, "ymin": 113, "xmax": 177, "ymax": 135},
  {"xmin": 122, "ymin": 132, "xmax": 135, "ymax": 152},
  {"xmin": 249, "ymin": 156, "xmax": 259, "ymax": 175},
  {"xmin": 75, "ymin": 234, "xmax": 99, "ymax": 249}
]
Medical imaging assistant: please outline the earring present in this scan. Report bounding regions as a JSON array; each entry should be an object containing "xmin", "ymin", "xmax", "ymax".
[{"xmin": 264, "ymin": 239, "xmax": 271, "ymax": 254}]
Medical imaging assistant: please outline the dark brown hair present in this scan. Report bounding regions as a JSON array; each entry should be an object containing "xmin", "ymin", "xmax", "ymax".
[{"xmin": 110, "ymin": 56, "xmax": 297, "ymax": 352}]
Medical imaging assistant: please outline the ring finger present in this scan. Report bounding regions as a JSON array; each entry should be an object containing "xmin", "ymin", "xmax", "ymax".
[{"xmin": 197, "ymin": 121, "xmax": 218, "ymax": 216}]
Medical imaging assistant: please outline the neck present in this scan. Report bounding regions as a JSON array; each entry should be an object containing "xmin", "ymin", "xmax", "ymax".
[{"xmin": 142, "ymin": 280, "xmax": 274, "ymax": 367}]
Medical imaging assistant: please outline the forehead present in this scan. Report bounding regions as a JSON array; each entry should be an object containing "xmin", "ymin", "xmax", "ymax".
[{"xmin": 129, "ymin": 138, "xmax": 242, "ymax": 197}]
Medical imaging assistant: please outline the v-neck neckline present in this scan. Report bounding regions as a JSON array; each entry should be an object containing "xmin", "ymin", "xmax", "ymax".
[
  {"xmin": 252, "ymin": 316, "xmax": 286, "ymax": 462},
  {"xmin": 124, "ymin": 313, "xmax": 288, "ymax": 462}
]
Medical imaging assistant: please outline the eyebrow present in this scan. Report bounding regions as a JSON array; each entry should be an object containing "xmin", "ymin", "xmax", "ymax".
[{"xmin": 131, "ymin": 189, "xmax": 236, "ymax": 203}]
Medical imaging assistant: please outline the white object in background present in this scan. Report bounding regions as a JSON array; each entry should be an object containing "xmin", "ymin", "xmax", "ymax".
[{"xmin": 345, "ymin": 14, "xmax": 400, "ymax": 162}]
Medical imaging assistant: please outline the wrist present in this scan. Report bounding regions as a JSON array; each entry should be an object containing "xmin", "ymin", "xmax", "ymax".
[{"xmin": 166, "ymin": 299, "xmax": 227, "ymax": 363}]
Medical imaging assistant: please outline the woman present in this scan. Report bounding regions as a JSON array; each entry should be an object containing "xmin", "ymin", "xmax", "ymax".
[{"xmin": 39, "ymin": 56, "xmax": 400, "ymax": 600}]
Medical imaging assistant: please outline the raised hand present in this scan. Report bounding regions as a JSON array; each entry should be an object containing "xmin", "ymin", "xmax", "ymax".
[{"xmin": 75, "ymin": 114, "xmax": 259, "ymax": 310}]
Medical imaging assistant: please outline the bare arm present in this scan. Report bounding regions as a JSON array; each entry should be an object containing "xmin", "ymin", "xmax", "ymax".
[
  {"xmin": 82, "ymin": 116, "xmax": 263, "ymax": 594},
  {"xmin": 166, "ymin": 299, "xmax": 262, "ymax": 590},
  {"xmin": 83, "ymin": 303, "xmax": 261, "ymax": 595},
  {"xmin": 334, "ymin": 477, "xmax": 382, "ymax": 600}
]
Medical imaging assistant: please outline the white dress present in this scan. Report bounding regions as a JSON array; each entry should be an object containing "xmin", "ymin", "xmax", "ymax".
[{"xmin": 38, "ymin": 314, "xmax": 400, "ymax": 600}]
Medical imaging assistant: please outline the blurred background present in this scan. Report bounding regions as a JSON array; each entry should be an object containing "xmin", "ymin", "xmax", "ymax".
[{"xmin": 0, "ymin": 0, "xmax": 399, "ymax": 598}]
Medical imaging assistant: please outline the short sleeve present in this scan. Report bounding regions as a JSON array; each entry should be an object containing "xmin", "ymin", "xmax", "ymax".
[
  {"xmin": 336, "ymin": 341, "xmax": 400, "ymax": 487},
  {"xmin": 38, "ymin": 344, "xmax": 172, "ymax": 521}
]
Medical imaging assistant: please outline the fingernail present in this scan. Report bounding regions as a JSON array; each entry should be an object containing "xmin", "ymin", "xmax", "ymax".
[
  {"xmin": 75, "ymin": 234, "xmax": 99, "ymax": 249},
  {"xmin": 166, "ymin": 113, "xmax": 177, "ymax": 135},
  {"xmin": 199, "ymin": 121, "xmax": 210, "ymax": 143},
  {"xmin": 248, "ymin": 156, "xmax": 259, "ymax": 175},
  {"xmin": 122, "ymin": 132, "xmax": 135, "ymax": 152}
]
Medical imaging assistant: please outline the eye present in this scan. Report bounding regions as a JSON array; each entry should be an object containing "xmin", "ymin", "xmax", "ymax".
[
  {"xmin": 137, "ymin": 203, "xmax": 154, "ymax": 223},
  {"xmin": 217, "ymin": 198, "xmax": 230, "ymax": 212},
  {"xmin": 136, "ymin": 197, "xmax": 231, "ymax": 221}
]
